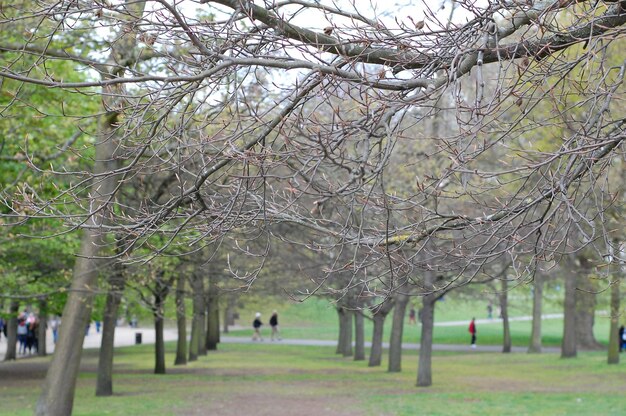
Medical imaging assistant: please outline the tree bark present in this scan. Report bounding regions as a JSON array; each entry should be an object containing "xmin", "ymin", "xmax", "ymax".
[
  {"xmin": 222, "ymin": 296, "xmax": 236, "ymax": 334},
  {"xmin": 575, "ymin": 260, "xmax": 603, "ymax": 350},
  {"xmin": 188, "ymin": 274, "xmax": 205, "ymax": 361},
  {"xmin": 354, "ymin": 311, "xmax": 365, "ymax": 361},
  {"xmin": 37, "ymin": 298, "xmax": 48, "ymax": 357},
  {"xmin": 3, "ymin": 300, "xmax": 19, "ymax": 361},
  {"xmin": 96, "ymin": 258, "xmax": 125, "ymax": 396},
  {"xmin": 368, "ymin": 299, "xmax": 394, "ymax": 367},
  {"xmin": 341, "ymin": 309, "xmax": 353, "ymax": 357},
  {"xmin": 500, "ymin": 278, "xmax": 511, "ymax": 353},
  {"xmin": 174, "ymin": 275, "xmax": 187, "ymax": 366},
  {"xmin": 561, "ymin": 270, "xmax": 578, "ymax": 358},
  {"xmin": 336, "ymin": 306, "xmax": 347, "ymax": 355},
  {"xmin": 417, "ymin": 294, "xmax": 436, "ymax": 387},
  {"xmin": 528, "ymin": 272, "xmax": 544, "ymax": 353},
  {"xmin": 36, "ymin": 229, "xmax": 103, "ymax": 415},
  {"xmin": 154, "ymin": 293, "xmax": 166, "ymax": 374},
  {"xmin": 35, "ymin": 4, "xmax": 145, "ymax": 412},
  {"xmin": 607, "ymin": 272, "xmax": 620, "ymax": 364},
  {"xmin": 388, "ymin": 293, "xmax": 409, "ymax": 372},
  {"xmin": 205, "ymin": 277, "xmax": 219, "ymax": 351}
]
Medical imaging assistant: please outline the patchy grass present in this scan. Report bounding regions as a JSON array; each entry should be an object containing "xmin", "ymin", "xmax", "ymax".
[{"xmin": 1, "ymin": 341, "xmax": 625, "ymax": 416}]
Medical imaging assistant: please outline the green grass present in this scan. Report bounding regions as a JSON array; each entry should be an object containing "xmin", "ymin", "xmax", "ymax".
[
  {"xmin": 229, "ymin": 296, "xmax": 614, "ymax": 348},
  {"xmin": 1, "ymin": 341, "xmax": 625, "ymax": 416}
]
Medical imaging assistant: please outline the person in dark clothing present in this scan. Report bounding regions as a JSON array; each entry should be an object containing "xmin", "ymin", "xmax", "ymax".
[
  {"xmin": 269, "ymin": 310, "xmax": 281, "ymax": 341},
  {"xmin": 469, "ymin": 318, "xmax": 477, "ymax": 348},
  {"xmin": 252, "ymin": 312, "xmax": 263, "ymax": 341},
  {"xmin": 619, "ymin": 325, "xmax": 625, "ymax": 352},
  {"xmin": 408, "ymin": 307, "xmax": 416, "ymax": 325}
]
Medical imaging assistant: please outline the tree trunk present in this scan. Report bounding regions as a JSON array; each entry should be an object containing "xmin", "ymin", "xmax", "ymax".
[
  {"xmin": 174, "ymin": 275, "xmax": 187, "ymax": 366},
  {"xmin": 96, "ymin": 258, "xmax": 125, "ymax": 396},
  {"xmin": 153, "ymin": 284, "xmax": 171, "ymax": 374},
  {"xmin": 528, "ymin": 272, "xmax": 543, "ymax": 353},
  {"xmin": 188, "ymin": 274, "xmax": 205, "ymax": 362},
  {"xmin": 607, "ymin": 273, "xmax": 620, "ymax": 364},
  {"xmin": 500, "ymin": 278, "xmax": 511, "ymax": 353},
  {"xmin": 35, "ymin": 5, "xmax": 145, "ymax": 412},
  {"xmin": 388, "ymin": 293, "xmax": 409, "ymax": 372},
  {"xmin": 354, "ymin": 311, "xmax": 365, "ymax": 361},
  {"xmin": 154, "ymin": 294, "xmax": 166, "ymax": 375},
  {"xmin": 561, "ymin": 272, "xmax": 577, "ymax": 358},
  {"xmin": 336, "ymin": 307, "xmax": 347, "ymax": 355},
  {"xmin": 368, "ymin": 299, "xmax": 394, "ymax": 367},
  {"xmin": 575, "ymin": 265, "xmax": 603, "ymax": 350},
  {"xmin": 223, "ymin": 296, "xmax": 236, "ymax": 334},
  {"xmin": 341, "ymin": 309, "xmax": 353, "ymax": 357},
  {"xmin": 37, "ymin": 298, "xmax": 48, "ymax": 357},
  {"xmin": 205, "ymin": 278, "xmax": 219, "ymax": 351},
  {"xmin": 417, "ymin": 295, "xmax": 436, "ymax": 387},
  {"xmin": 36, "ymin": 229, "xmax": 102, "ymax": 415},
  {"xmin": 3, "ymin": 300, "xmax": 19, "ymax": 361},
  {"xmin": 369, "ymin": 314, "xmax": 385, "ymax": 367}
]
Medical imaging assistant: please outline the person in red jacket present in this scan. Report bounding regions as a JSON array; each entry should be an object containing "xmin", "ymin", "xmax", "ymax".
[{"xmin": 469, "ymin": 318, "xmax": 477, "ymax": 348}]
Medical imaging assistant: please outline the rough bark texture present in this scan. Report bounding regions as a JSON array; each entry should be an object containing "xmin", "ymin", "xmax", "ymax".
[
  {"xmin": 388, "ymin": 293, "xmax": 409, "ymax": 372},
  {"xmin": 417, "ymin": 294, "xmax": 436, "ymax": 387},
  {"xmin": 354, "ymin": 311, "xmax": 365, "ymax": 361},
  {"xmin": 174, "ymin": 275, "xmax": 187, "ymax": 366},
  {"xmin": 561, "ymin": 266, "xmax": 578, "ymax": 358},
  {"xmin": 607, "ymin": 273, "xmax": 620, "ymax": 364},
  {"xmin": 575, "ymin": 258, "xmax": 603, "ymax": 350},
  {"xmin": 96, "ymin": 258, "xmax": 125, "ymax": 396},
  {"xmin": 205, "ymin": 277, "xmax": 220, "ymax": 351},
  {"xmin": 500, "ymin": 278, "xmax": 511, "ymax": 353},
  {"xmin": 528, "ymin": 272, "xmax": 544, "ymax": 353},
  {"xmin": 3, "ymin": 300, "xmax": 18, "ymax": 361},
  {"xmin": 368, "ymin": 299, "xmax": 394, "ymax": 367},
  {"xmin": 37, "ymin": 299, "xmax": 48, "ymax": 357}
]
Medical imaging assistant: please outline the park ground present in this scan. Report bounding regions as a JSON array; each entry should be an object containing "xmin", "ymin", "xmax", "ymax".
[
  {"xmin": 1, "ymin": 341, "xmax": 626, "ymax": 416},
  {"xmin": 1, "ymin": 297, "xmax": 624, "ymax": 415}
]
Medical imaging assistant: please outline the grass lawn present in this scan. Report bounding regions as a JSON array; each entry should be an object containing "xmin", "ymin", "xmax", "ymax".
[
  {"xmin": 1, "ymin": 342, "xmax": 625, "ymax": 416},
  {"xmin": 227, "ymin": 296, "xmax": 614, "ymax": 348}
]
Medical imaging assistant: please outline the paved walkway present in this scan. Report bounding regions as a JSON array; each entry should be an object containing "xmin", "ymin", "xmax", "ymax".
[{"xmin": 0, "ymin": 313, "xmax": 564, "ymax": 359}]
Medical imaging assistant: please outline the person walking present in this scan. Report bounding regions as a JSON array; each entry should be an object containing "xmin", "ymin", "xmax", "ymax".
[
  {"xmin": 50, "ymin": 316, "xmax": 60, "ymax": 344},
  {"xmin": 469, "ymin": 318, "xmax": 477, "ymax": 348},
  {"xmin": 17, "ymin": 317, "xmax": 28, "ymax": 355},
  {"xmin": 408, "ymin": 307, "xmax": 417, "ymax": 325},
  {"xmin": 619, "ymin": 325, "xmax": 625, "ymax": 352},
  {"xmin": 269, "ymin": 310, "xmax": 281, "ymax": 341},
  {"xmin": 252, "ymin": 312, "xmax": 263, "ymax": 341},
  {"xmin": 0, "ymin": 317, "xmax": 5, "ymax": 342}
]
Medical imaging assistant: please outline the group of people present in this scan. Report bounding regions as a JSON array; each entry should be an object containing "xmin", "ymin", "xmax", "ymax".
[
  {"xmin": 252, "ymin": 310, "xmax": 281, "ymax": 341},
  {"xmin": 16, "ymin": 311, "xmax": 41, "ymax": 355}
]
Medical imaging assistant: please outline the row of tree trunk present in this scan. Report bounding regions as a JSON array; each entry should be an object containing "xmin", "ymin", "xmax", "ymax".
[{"xmin": 332, "ymin": 263, "xmax": 617, "ymax": 388}]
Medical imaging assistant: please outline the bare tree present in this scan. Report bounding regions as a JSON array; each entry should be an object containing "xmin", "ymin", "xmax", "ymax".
[{"xmin": 2, "ymin": 0, "xmax": 626, "ymax": 407}]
